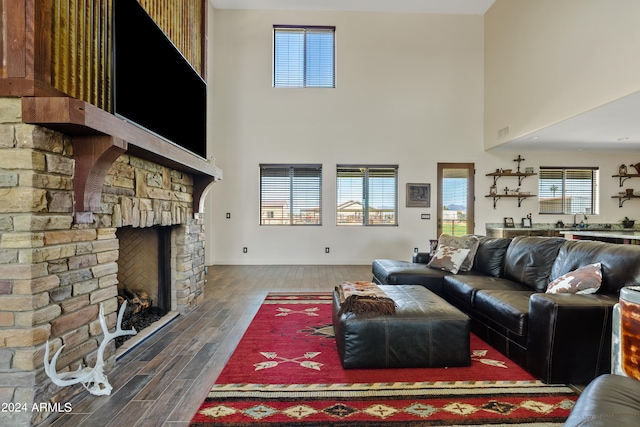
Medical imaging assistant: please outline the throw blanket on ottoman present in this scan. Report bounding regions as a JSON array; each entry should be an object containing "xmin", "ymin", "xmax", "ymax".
[{"xmin": 336, "ymin": 281, "xmax": 396, "ymax": 318}]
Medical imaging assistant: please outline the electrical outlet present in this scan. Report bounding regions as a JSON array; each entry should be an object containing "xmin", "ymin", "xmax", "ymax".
[
  {"xmin": 243, "ymin": 247, "xmax": 247, "ymax": 253},
  {"xmin": 325, "ymin": 247, "xmax": 330, "ymax": 253},
  {"xmin": 226, "ymin": 213, "xmax": 231, "ymax": 219},
  {"xmin": 414, "ymin": 248, "xmax": 419, "ymax": 253}
]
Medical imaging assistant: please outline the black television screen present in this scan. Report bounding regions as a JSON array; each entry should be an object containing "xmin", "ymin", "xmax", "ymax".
[{"xmin": 113, "ymin": 0, "xmax": 206, "ymax": 159}]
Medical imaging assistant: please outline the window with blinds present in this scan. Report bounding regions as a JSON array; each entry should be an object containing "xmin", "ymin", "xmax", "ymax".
[
  {"xmin": 538, "ymin": 167, "xmax": 599, "ymax": 214},
  {"xmin": 274, "ymin": 26, "xmax": 335, "ymax": 88},
  {"xmin": 336, "ymin": 166, "xmax": 398, "ymax": 226},
  {"xmin": 260, "ymin": 165, "xmax": 322, "ymax": 225}
]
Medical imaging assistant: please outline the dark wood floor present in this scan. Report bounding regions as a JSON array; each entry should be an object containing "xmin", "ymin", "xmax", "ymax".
[{"xmin": 40, "ymin": 265, "xmax": 372, "ymax": 427}]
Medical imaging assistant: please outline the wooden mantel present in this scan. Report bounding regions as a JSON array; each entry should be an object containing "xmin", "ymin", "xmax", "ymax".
[{"xmin": 22, "ymin": 96, "xmax": 222, "ymax": 222}]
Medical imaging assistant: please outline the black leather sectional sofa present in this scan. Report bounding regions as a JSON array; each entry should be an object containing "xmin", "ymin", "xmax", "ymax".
[{"xmin": 372, "ymin": 235, "xmax": 640, "ymax": 385}]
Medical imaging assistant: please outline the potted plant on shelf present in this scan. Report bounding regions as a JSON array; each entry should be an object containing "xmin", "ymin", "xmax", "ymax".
[{"xmin": 622, "ymin": 217, "xmax": 635, "ymax": 228}]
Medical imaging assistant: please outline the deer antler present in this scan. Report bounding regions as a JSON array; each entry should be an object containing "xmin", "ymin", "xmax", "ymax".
[{"xmin": 44, "ymin": 301, "xmax": 137, "ymax": 395}]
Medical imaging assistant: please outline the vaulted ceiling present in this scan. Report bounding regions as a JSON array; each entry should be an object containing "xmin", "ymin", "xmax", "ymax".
[{"xmin": 210, "ymin": 0, "xmax": 640, "ymax": 151}]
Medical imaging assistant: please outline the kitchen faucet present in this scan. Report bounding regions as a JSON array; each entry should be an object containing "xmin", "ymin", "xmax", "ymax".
[{"xmin": 574, "ymin": 213, "xmax": 588, "ymax": 228}]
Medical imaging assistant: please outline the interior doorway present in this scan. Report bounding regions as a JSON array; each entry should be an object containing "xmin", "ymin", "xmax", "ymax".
[{"xmin": 437, "ymin": 163, "xmax": 475, "ymax": 237}]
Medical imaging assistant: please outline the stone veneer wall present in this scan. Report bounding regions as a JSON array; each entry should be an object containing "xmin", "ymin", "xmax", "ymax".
[{"xmin": 0, "ymin": 98, "xmax": 206, "ymax": 426}]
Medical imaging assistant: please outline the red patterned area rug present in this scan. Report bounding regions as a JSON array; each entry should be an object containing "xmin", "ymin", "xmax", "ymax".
[{"xmin": 190, "ymin": 292, "xmax": 577, "ymax": 426}]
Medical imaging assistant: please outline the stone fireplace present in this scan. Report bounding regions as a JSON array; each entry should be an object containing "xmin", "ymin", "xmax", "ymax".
[
  {"xmin": 0, "ymin": 98, "xmax": 219, "ymax": 426},
  {"xmin": 0, "ymin": 2, "xmax": 219, "ymax": 424}
]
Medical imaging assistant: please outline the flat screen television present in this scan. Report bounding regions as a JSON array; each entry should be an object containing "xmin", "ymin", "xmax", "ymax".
[{"xmin": 113, "ymin": 0, "xmax": 206, "ymax": 159}]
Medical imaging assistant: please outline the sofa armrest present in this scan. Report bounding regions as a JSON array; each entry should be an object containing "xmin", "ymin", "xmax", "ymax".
[
  {"xmin": 527, "ymin": 293, "xmax": 616, "ymax": 385},
  {"xmin": 564, "ymin": 374, "xmax": 640, "ymax": 427},
  {"xmin": 412, "ymin": 252, "xmax": 432, "ymax": 264}
]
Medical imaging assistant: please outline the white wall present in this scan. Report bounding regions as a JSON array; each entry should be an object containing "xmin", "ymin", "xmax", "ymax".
[
  {"xmin": 204, "ymin": 8, "xmax": 639, "ymax": 265},
  {"xmin": 484, "ymin": 0, "xmax": 640, "ymax": 149}
]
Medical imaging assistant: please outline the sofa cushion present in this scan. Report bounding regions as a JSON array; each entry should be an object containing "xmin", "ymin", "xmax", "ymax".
[
  {"xmin": 443, "ymin": 275, "xmax": 530, "ymax": 308},
  {"xmin": 550, "ymin": 240, "xmax": 640, "ymax": 294},
  {"xmin": 437, "ymin": 234, "xmax": 480, "ymax": 272},
  {"xmin": 371, "ymin": 259, "xmax": 449, "ymax": 295},
  {"xmin": 472, "ymin": 236, "xmax": 512, "ymax": 277},
  {"xmin": 546, "ymin": 262, "xmax": 602, "ymax": 294},
  {"xmin": 474, "ymin": 290, "xmax": 534, "ymax": 337},
  {"xmin": 428, "ymin": 245, "xmax": 469, "ymax": 274},
  {"xmin": 503, "ymin": 236, "xmax": 566, "ymax": 292}
]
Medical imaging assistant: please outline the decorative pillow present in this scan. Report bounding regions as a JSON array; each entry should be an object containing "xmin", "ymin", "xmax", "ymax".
[
  {"xmin": 546, "ymin": 263, "xmax": 602, "ymax": 294},
  {"xmin": 427, "ymin": 245, "xmax": 470, "ymax": 274},
  {"xmin": 437, "ymin": 234, "xmax": 480, "ymax": 272}
]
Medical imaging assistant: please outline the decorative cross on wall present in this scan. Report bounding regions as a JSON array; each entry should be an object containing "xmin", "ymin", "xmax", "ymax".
[{"xmin": 513, "ymin": 155, "xmax": 526, "ymax": 173}]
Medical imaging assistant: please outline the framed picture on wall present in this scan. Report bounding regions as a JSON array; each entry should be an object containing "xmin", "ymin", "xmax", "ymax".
[
  {"xmin": 406, "ymin": 183, "xmax": 430, "ymax": 207},
  {"xmin": 522, "ymin": 217, "xmax": 532, "ymax": 228},
  {"xmin": 504, "ymin": 217, "xmax": 515, "ymax": 228}
]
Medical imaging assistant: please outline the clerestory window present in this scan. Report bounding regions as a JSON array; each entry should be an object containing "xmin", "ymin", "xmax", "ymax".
[{"xmin": 273, "ymin": 26, "xmax": 335, "ymax": 88}]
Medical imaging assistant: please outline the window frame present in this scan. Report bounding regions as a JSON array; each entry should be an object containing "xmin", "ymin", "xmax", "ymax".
[
  {"xmin": 259, "ymin": 164, "xmax": 323, "ymax": 226},
  {"xmin": 273, "ymin": 25, "xmax": 336, "ymax": 88},
  {"xmin": 538, "ymin": 166, "xmax": 599, "ymax": 215},
  {"xmin": 437, "ymin": 163, "xmax": 475, "ymax": 237},
  {"xmin": 336, "ymin": 165, "xmax": 399, "ymax": 226}
]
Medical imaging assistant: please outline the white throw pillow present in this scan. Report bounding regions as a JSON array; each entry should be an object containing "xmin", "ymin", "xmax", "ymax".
[
  {"xmin": 437, "ymin": 234, "xmax": 480, "ymax": 272},
  {"xmin": 546, "ymin": 263, "xmax": 602, "ymax": 294},
  {"xmin": 427, "ymin": 245, "xmax": 470, "ymax": 275}
]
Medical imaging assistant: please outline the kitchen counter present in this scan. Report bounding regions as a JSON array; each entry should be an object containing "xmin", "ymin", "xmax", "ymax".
[
  {"xmin": 485, "ymin": 227, "xmax": 560, "ymax": 238},
  {"xmin": 559, "ymin": 230, "xmax": 640, "ymax": 244},
  {"xmin": 485, "ymin": 223, "xmax": 638, "ymax": 240}
]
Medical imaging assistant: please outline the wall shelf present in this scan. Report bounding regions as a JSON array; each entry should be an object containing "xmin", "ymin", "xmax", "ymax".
[
  {"xmin": 486, "ymin": 168, "xmax": 536, "ymax": 208},
  {"xmin": 612, "ymin": 174, "xmax": 640, "ymax": 187},
  {"xmin": 486, "ymin": 172, "xmax": 537, "ymax": 186},
  {"xmin": 612, "ymin": 195, "xmax": 640, "ymax": 207},
  {"xmin": 486, "ymin": 194, "xmax": 536, "ymax": 209}
]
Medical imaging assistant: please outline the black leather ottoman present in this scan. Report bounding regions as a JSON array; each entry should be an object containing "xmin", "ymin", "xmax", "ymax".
[{"xmin": 332, "ymin": 285, "xmax": 471, "ymax": 369}]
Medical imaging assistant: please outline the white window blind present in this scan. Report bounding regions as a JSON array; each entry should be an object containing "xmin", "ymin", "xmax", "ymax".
[
  {"xmin": 336, "ymin": 166, "xmax": 398, "ymax": 226},
  {"xmin": 260, "ymin": 164, "xmax": 322, "ymax": 225},
  {"xmin": 274, "ymin": 26, "xmax": 335, "ymax": 88},
  {"xmin": 538, "ymin": 167, "xmax": 599, "ymax": 214}
]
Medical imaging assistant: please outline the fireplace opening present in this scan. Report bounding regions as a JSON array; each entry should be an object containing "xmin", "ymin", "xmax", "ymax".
[{"xmin": 115, "ymin": 226, "xmax": 172, "ymax": 347}]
